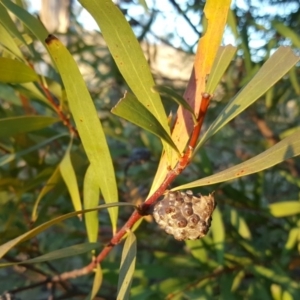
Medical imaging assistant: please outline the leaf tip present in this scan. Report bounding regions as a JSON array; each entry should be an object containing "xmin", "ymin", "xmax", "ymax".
[{"xmin": 45, "ymin": 34, "xmax": 58, "ymax": 45}]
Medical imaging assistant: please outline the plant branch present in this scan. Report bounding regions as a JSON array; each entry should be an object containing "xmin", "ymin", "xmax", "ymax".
[
  {"xmin": 26, "ymin": 60, "xmax": 79, "ymax": 138},
  {"xmin": 39, "ymin": 82, "xmax": 79, "ymax": 138},
  {"xmin": 95, "ymin": 94, "xmax": 211, "ymax": 257},
  {"xmin": 49, "ymin": 92, "xmax": 212, "ymax": 282},
  {"xmin": 180, "ymin": 93, "xmax": 212, "ymax": 162}
]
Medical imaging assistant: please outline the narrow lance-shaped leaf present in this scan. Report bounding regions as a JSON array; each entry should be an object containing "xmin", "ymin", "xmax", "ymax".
[
  {"xmin": 0, "ymin": 3, "xmax": 29, "ymax": 52},
  {"xmin": 185, "ymin": 239, "xmax": 209, "ymax": 266},
  {"xmin": 60, "ymin": 139, "xmax": 82, "ymax": 216},
  {"xmin": 79, "ymin": 0, "xmax": 173, "ymax": 164},
  {"xmin": 173, "ymin": 129, "xmax": 300, "ymax": 190},
  {"xmin": 285, "ymin": 228, "xmax": 300, "ymax": 250},
  {"xmin": 227, "ymin": 8, "xmax": 252, "ymax": 73},
  {"xmin": 0, "ymin": 115, "xmax": 59, "ymax": 138},
  {"xmin": 206, "ymin": 45, "xmax": 237, "ymax": 94},
  {"xmin": 231, "ymin": 270, "xmax": 246, "ymax": 292},
  {"xmin": 84, "ymin": 165, "xmax": 100, "ymax": 244},
  {"xmin": 152, "ymin": 85, "xmax": 196, "ymax": 123},
  {"xmin": 272, "ymin": 21, "xmax": 300, "ymax": 48},
  {"xmin": 112, "ymin": 92, "xmax": 180, "ymax": 154},
  {"xmin": 149, "ymin": 0, "xmax": 231, "ymax": 194},
  {"xmin": 0, "ymin": 202, "xmax": 136, "ymax": 259},
  {"xmin": 0, "ymin": 22, "xmax": 24, "ymax": 60},
  {"xmin": 230, "ymin": 208, "xmax": 252, "ymax": 240},
  {"xmin": 0, "ymin": 57, "xmax": 38, "ymax": 83},
  {"xmin": 0, "ymin": 243, "xmax": 101, "ymax": 268},
  {"xmin": 289, "ymin": 67, "xmax": 300, "ymax": 95},
  {"xmin": 196, "ymin": 47, "xmax": 300, "ymax": 151},
  {"xmin": 1, "ymin": 0, "xmax": 48, "ymax": 48},
  {"xmin": 269, "ymin": 201, "xmax": 300, "ymax": 218},
  {"xmin": 250, "ymin": 265, "xmax": 299, "ymax": 288},
  {"xmin": 45, "ymin": 35, "xmax": 118, "ymax": 233},
  {"xmin": 31, "ymin": 166, "xmax": 61, "ymax": 222},
  {"xmin": 19, "ymin": 82, "xmax": 51, "ymax": 106},
  {"xmin": 78, "ymin": 0, "xmax": 170, "ymax": 134},
  {"xmin": 211, "ymin": 206, "xmax": 225, "ymax": 265},
  {"xmin": 87, "ymin": 263, "xmax": 103, "ymax": 300},
  {"xmin": 117, "ymin": 230, "xmax": 137, "ymax": 300}
]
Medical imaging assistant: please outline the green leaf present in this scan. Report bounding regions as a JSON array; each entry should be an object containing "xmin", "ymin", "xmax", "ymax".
[
  {"xmin": 0, "ymin": 23, "xmax": 24, "ymax": 60},
  {"xmin": 0, "ymin": 133, "xmax": 68, "ymax": 166},
  {"xmin": 152, "ymin": 85, "xmax": 196, "ymax": 122},
  {"xmin": 0, "ymin": 83, "xmax": 21, "ymax": 106},
  {"xmin": 206, "ymin": 45, "xmax": 237, "ymax": 94},
  {"xmin": 271, "ymin": 285, "xmax": 293, "ymax": 300},
  {"xmin": 173, "ymin": 129, "xmax": 300, "ymax": 190},
  {"xmin": 225, "ymin": 253, "xmax": 252, "ymax": 266},
  {"xmin": 196, "ymin": 46, "xmax": 299, "ymax": 151},
  {"xmin": 79, "ymin": 0, "xmax": 173, "ymax": 164},
  {"xmin": 227, "ymin": 9, "xmax": 252, "ymax": 72},
  {"xmin": 45, "ymin": 34, "xmax": 118, "ymax": 233},
  {"xmin": 84, "ymin": 165, "xmax": 100, "ymax": 243},
  {"xmin": 60, "ymin": 140, "xmax": 82, "ymax": 215},
  {"xmin": 89, "ymin": 263, "xmax": 103, "ymax": 300},
  {"xmin": 31, "ymin": 166, "xmax": 61, "ymax": 222},
  {"xmin": 0, "ymin": 3, "xmax": 29, "ymax": 52},
  {"xmin": 78, "ymin": 0, "xmax": 170, "ymax": 135},
  {"xmin": 185, "ymin": 239, "xmax": 216, "ymax": 267},
  {"xmin": 117, "ymin": 230, "xmax": 137, "ymax": 300},
  {"xmin": 0, "ymin": 202, "xmax": 136, "ymax": 259},
  {"xmin": 0, "ymin": 243, "xmax": 100, "ymax": 268},
  {"xmin": 272, "ymin": 21, "xmax": 300, "ymax": 48},
  {"xmin": 0, "ymin": 57, "xmax": 38, "ymax": 83},
  {"xmin": 289, "ymin": 67, "xmax": 300, "ymax": 95},
  {"xmin": 250, "ymin": 265, "xmax": 299, "ymax": 289},
  {"xmin": 211, "ymin": 206, "xmax": 225, "ymax": 265},
  {"xmin": 239, "ymin": 240, "xmax": 261, "ymax": 258},
  {"xmin": 230, "ymin": 208, "xmax": 252, "ymax": 240},
  {"xmin": 18, "ymin": 82, "xmax": 50, "ymax": 106},
  {"xmin": 269, "ymin": 201, "xmax": 300, "ymax": 217},
  {"xmin": 0, "ymin": 115, "xmax": 59, "ymax": 138},
  {"xmin": 231, "ymin": 270, "xmax": 246, "ymax": 292},
  {"xmin": 112, "ymin": 92, "xmax": 180, "ymax": 154},
  {"xmin": 284, "ymin": 228, "xmax": 300, "ymax": 250},
  {"xmin": 1, "ymin": 0, "xmax": 48, "ymax": 48}
]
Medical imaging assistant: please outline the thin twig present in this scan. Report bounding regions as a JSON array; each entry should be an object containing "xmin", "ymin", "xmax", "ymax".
[
  {"xmin": 39, "ymin": 83, "xmax": 79, "ymax": 138},
  {"xmin": 99, "ymin": 94, "xmax": 211, "ymax": 253},
  {"xmin": 12, "ymin": 91, "xmax": 212, "ymax": 287},
  {"xmin": 26, "ymin": 60, "xmax": 80, "ymax": 138}
]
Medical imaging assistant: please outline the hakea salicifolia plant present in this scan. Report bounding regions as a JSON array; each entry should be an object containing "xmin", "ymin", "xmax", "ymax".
[{"xmin": 91, "ymin": 92, "xmax": 214, "ymax": 265}]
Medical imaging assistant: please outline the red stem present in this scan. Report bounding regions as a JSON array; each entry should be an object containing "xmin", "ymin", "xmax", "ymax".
[
  {"xmin": 26, "ymin": 59, "xmax": 79, "ymax": 138},
  {"xmin": 188, "ymin": 93, "xmax": 211, "ymax": 149},
  {"xmin": 50, "ymin": 92, "xmax": 212, "ymax": 279},
  {"xmin": 89, "ymin": 93, "xmax": 212, "ymax": 267},
  {"xmin": 40, "ymin": 84, "xmax": 79, "ymax": 138}
]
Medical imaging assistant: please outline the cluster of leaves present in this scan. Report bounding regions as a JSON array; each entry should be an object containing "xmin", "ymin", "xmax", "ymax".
[{"xmin": 0, "ymin": 0, "xmax": 300, "ymax": 299}]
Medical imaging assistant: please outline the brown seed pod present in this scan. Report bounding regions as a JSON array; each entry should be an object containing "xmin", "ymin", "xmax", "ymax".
[{"xmin": 153, "ymin": 190, "xmax": 216, "ymax": 241}]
